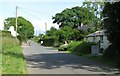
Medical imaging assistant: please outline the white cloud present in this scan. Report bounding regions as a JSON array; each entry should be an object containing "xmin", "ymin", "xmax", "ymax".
[{"xmin": 32, "ymin": 19, "xmax": 59, "ymax": 36}]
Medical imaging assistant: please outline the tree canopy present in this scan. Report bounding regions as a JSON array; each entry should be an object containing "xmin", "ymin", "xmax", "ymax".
[
  {"xmin": 4, "ymin": 16, "xmax": 34, "ymax": 42},
  {"xmin": 82, "ymin": 2, "xmax": 105, "ymax": 30},
  {"xmin": 52, "ymin": 6, "xmax": 95, "ymax": 28}
]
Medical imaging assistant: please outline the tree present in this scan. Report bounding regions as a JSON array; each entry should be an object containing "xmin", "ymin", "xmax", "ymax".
[
  {"xmin": 4, "ymin": 16, "xmax": 34, "ymax": 42},
  {"xmin": 46, "ymin": 27, "xmax": 57, "ymax": 36},
  {"xmin": 82, "ymin": 1, "xmax": 105, "ymax": 30},
  {"xmin": 102, "ymin": 2, "xmax": 120, "ymax": 68},
  {"xmin": 52, "ymin": 6, "xmax": 95, "ymax": 28}
]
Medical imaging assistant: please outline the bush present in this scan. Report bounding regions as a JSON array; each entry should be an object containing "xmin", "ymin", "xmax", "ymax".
[
  {"xmin": 58, "ymin": 44, "xmax": 68, "ymax": 51},
  {"xmin": 41, "ymin": 37, "xmax": 54, "ymax": 46},
  {"xmin": 67, "ymin": 41, "xmax": 93, "ymax": 55},
  {"xmin": 67, "ymin": 41, "xmax": 80, "ymax": 51},
  {"xmin": 2, "ymin": 31, "xmax": 13, "ymax": 38}
]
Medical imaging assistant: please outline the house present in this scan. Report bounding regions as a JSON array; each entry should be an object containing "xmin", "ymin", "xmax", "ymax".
[{"xmin": 84, "ymin": 30, "xmax": 110, "ymax": 51}]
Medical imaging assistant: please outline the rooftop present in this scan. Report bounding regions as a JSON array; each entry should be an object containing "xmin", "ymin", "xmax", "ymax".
[{"xmin": 86, "ymin": 30, "xmax": 106, "ymax": 37}]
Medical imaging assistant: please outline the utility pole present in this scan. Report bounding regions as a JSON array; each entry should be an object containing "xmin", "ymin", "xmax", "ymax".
[{"xmin": 15, "ymin": 6, "xmax": 18, "ymax": 39}]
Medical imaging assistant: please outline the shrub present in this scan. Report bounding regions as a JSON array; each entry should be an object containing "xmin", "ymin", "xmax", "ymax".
[
  {"xmin": 67, "ymin": 41, "xmax": 80, "ymax": 52},
  {"xmin": 41, "ymin": 37, "xmax": 54, "ymax": 46},
  {"xmin": 67, "ymin": 41, "xmax": 93, "ymax": 55},
  {"xmin": 2, "ymin": 31, "xmax": 13, "ymax": 38},
  {"xmin": 58, "ymin": 44, "xmax": 68, "ymax": 51}
]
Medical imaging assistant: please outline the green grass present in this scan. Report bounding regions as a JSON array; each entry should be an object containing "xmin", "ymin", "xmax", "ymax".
[
  {"xmin": 2, "ymin": 37, "xmax": 28, "ymax": 74},
  {"xmin": 66, "ymin": 41, "xmax": 116, "ymax": 67}
]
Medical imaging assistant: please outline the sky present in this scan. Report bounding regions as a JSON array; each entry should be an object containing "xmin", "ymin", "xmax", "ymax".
[{"xmin": 0, "ymin": 0, "xmax": 85, "ymax": 36}]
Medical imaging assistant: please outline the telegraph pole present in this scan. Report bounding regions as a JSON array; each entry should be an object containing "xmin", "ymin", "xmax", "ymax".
[{"xmin": 15, "ymin": 6, "xmax": 18, "ymax": 39}]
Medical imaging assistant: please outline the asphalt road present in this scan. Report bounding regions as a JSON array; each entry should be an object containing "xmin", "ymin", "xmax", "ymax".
[{"xmin": 22, "ymin": 41, "xmax": 118, "ymax": 74}]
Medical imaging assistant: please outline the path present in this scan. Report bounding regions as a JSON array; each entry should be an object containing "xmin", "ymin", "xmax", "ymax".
[{"xmin": 22, "ymin": 41, "xmax": 118, "ymax": 74}]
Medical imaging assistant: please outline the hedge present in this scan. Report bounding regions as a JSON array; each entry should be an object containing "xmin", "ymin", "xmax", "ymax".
[
  {"xmin": 41, "ymin": 37, "xmax": 54, "ymax": 46},
  {"xmin": 67, "ymin": 41, "xmax": 94, "ymax": 55}
]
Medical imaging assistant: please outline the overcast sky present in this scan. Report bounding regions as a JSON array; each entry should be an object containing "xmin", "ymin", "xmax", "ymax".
[{"xmin": 0, "ymin": 0, "xmax": 84, "ymax": 36}]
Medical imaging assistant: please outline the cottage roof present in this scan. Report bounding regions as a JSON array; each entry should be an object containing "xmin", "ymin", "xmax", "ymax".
[{"xmin": 86, "ymin": 30, "xmax": 106, "ymax": 37}]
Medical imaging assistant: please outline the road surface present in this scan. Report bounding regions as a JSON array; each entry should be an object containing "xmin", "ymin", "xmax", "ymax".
[{"xmin": 22, "ymin": 41, "xmax": 118, "ymax": 74}]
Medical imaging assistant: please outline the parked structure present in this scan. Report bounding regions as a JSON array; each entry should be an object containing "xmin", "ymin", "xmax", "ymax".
[{"xmin": 84, "ymin": 30, "xmax": 110, "ymax": 51}]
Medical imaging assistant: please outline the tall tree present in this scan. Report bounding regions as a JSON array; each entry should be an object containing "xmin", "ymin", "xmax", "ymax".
[
  {"xmin": 102, "ymin": 2, "xmax": 120, "ymax": 68},
  {"xmin": 46, "ymin": 27, "xmax": 57, "ymax": 36},
  {"xmin": 4, "ymin": 16, "xmax": 34, "ymax": 41},
  {"xmin": 52, "ymin": 6, "xmax": 95, "ymax": 28},
  {"xmin": 82, "ymin": 1, "xmax": 105, "ymax": 30}
]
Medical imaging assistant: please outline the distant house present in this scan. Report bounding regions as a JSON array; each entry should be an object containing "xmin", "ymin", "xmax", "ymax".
[{"xmin": 84, "ymin": 30, "xmax": 110, "ymax": 51}]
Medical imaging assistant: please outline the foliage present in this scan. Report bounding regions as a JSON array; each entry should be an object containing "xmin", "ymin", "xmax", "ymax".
[
  {"xmin": 32, "ymin": 34, "xmax": 45, "ymax": 43},
  {"xmin": 82, "ymin": 1, "xmax": 105, "ymax": 18},
  {"xmin": 32, "ymin": 36, "xmax": 39, "ymax": 43},
  {"xmin": 102, "ymin": 2, "xmax": 120, "ymax": 68},
  {"xmin": 38, "ymin": 34, "xmax": 45, "ymax": 39},
  {"xmin": 4, "ymin": 16, "xmax": 34, "ymax": 42},
  {"xmin": 2, "ymin": 37, "xmax": 27, "ymax": 74},
  {"xmin": 72, "ymin": 29, "xmax": 85, "ymax": 41},
  {"xmin": 52, "ymin": 6, "xmax": 95, "ymax": 28},
  {"xmin": 45, "ymin": 26, "xmax": 87, "ymax": 45},
  {"xmin": 60, "ymin": 26, "xmax": 73, "ymax": 40},
  {"xmin": 58, "ymin": 44, "xmax": 68, "ymax": 51},
  {"xmin": 46, "ymin": 27, "xmax": 57, "ymax": 36},
  {"xmin": 1, "ymin": 30, "xmax": 13, "ymax": 38},
  {"xmin": 82, "ymin": 1, "xmax": 105, "ymax": 30},
  {"xmin": 67, "ymin": 41, "xmax": 94, "ymax": 56},
  {"xmin": 41, "ymin": 37, "xmax": 55, "ymax": 46}
]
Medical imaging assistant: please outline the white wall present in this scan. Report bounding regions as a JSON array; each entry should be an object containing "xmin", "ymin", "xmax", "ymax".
[
  {"xmin": 100, "ymin": 36, "xmax": 110, "ymax": 50},
  {"xmin": 84, "ymin": 35, "xmax": 110, "ymax": 50}
]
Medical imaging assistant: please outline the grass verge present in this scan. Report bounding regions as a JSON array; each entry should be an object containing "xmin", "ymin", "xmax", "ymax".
[
  {"xmin": 67, "ymin": 41, "xmax": 116, "ymax": 68},
  {"xmin": 2, "ymin": 37, "xmax": 28, "ymax": 74}
]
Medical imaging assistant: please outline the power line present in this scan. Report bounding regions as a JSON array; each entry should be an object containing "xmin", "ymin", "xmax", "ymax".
[
  {"xmin": 18, "ymin": 6, "xmax": 53, "ymax": 16},
  {"xmin": 16, "ymin": 6, "xmax": 51, "ymax": 35},
  {"xmin": 18, "ymin": 7, "xmax": 42, "ymax": 20}
]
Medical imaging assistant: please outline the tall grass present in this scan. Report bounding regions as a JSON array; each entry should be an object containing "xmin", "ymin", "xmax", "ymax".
[{"xmin": 2, "ymin": 37, "xmax": 27, "ymax": 74}]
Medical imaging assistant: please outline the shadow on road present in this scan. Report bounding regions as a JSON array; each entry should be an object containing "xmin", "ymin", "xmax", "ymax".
[{"xmin": 26, "ymin": 53, "xmax": 118, "ymax": 73}]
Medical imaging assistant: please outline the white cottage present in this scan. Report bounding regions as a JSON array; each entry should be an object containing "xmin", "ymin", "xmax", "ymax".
[{"xmin": 84, "ymin": 30, "xmax": 110, "ymax": 51}]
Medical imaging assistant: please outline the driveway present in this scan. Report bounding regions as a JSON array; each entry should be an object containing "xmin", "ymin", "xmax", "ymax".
[{"xmin": 22, "ymin": 41, "xmax": 118, "ymax": 74}]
